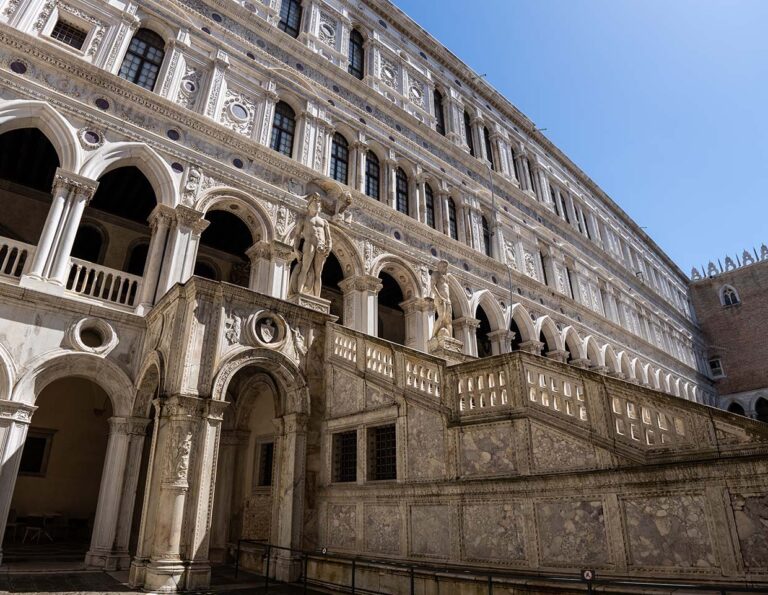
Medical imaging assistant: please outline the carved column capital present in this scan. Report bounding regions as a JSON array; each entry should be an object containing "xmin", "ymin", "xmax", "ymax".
[
  {"xmin": 0, "ymin": 399, "xmax": 37, "ymax": 424},
  {"xmin": 338, "ymin": 274, "xmax": 382, "ymax": 294},
  {"xmin": 52, "ymin": 168, "xmax": 99, "ymax": 202},
  {"xmin": 174, "ymin": 205, "xmax": 209, "ymax": 233}
]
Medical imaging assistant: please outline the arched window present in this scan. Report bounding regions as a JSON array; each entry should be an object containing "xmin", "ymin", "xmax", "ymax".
[
  {"xmin": 424, "ymin": 183, "xmax": 435, "ymax": 229},
  {"xmin": 348, "ymin": 29, "xmax": 365, "ymax": 80},
  {"xmin": 483, "ymin": 126, "xmax": 495, "ymax": 170},
  {"xmin": 71, "ymin": 224, "xmax": 105, "ymax": 264},
  {"xmin": 118, "ymin": 29, "xmax": 166, "ymax": 91},
  {"xmin": 481, "ymin": 215, "xmax": 491, "ymax": 256},
  {"xmin": 124, "ymin": 242, "xmax": 149, "ymax": 276},
  {"xmin": 365, "ymin": 151, "xmax": 380, "ymax": 199},
  {"xmin": 721, "ymin": 285, "xmax": 740, "ymax": 306},
  {"xmin": 278, "ymin": 0, "xmax": 303, "ymax": 38},
  {"xmin": 463, "ymin": 110, "xmax": 475, "ymax": 156},
  {"xmin": 329, "ymin": 133, "xmax": 349, "ymax": 184},
  {"xmin": 434, "ymin": 90, "xmax": 446, "ymax": 136},
  {"xmin": 395, "ymin": 167, "xmax": 409, "ymax": 214},
  {"xmin": 447, "ymin": 197, "xmax": 458, "ymax": 240},
  {"xmin": 270, "ymin": 101, "xmax": 296, "ymax": 157}
]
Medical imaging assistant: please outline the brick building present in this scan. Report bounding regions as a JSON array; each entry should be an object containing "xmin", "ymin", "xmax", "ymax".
[{"xmin": 689, "ymin": 248, "xmax": 768, "ymax": 420}]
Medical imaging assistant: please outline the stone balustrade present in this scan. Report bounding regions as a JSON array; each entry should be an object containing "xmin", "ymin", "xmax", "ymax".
[
  {"xmin": 66, "ymin": 258, "xmax": 143, "ymax": 308},
  {"xmin": 0, "ymin": 238, "xmax": 34, "ymax": 280}
]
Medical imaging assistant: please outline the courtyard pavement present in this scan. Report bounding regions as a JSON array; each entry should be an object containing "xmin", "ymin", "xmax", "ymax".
[{"xmin": 0, "ymin": 566, "xmax": 329, "ymax": 594}]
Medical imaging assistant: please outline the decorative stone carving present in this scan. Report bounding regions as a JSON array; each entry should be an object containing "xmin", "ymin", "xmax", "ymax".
[
  {"xmin": 176, "ymin": 67, "xmax": 202, "ymax": 109},
  {"xmin": 63, "ymin": 317, "xmax": 118, "ymax": 356},
  {"xmin": 224, "ymin": 310, "xmax": 243, "ymax": 345},
  {"xmin": 289, "ymin": 194, "xmax": 332, "ymax": 298},
  {"xmin": 430, "ymin": 260, "xmax": 452, "ymax": 340},
  {"xmin": 164, "ymin": 425, "xmax": 193, "ymax": 488},
  {"xmin": 523, "ymin": 251, "xmax": 537, "ymax": 280},
  {"xmin": 318, "ymin": 13, "xmax": 336, "ymax": 46},
  {"xmin": 221, "ymin": 90, "xmax": 257, "ymax": 136}
]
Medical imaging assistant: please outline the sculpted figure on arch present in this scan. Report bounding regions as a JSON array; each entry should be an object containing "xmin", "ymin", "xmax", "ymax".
[
  {"xmin": 431, "ymin": 260, "xmax": 453, "ymax": 339},
  {"xmin": 290, "ymin": 193, "xmax": 332, "ymax": 297}
]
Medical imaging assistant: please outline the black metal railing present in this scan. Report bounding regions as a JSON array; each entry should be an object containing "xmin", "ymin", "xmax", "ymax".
[{"xmin": 234, "ymin": 539, "xmax": 768, "ymax": 595}]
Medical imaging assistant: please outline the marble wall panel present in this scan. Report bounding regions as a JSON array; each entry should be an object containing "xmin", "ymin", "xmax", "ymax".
[
  {"xmin": 365, "ymin": 383, "xmax": 394, "ymax": 409},
  {"xmin": 623, "ymin": 494, "xmax": 716, "ymax": 569},
  {"xmin": 364, "ymin": 504, "xmax": 401, "ymax": 555},
  {"xmin": 536, "ymin": 499, "xmax": 608, "ymax": 567},
  {"xmin": 407, "ymin": 405, "xmax": 446, "ymax": 480},
  {"xmin": 731, "ymin": 492, "xmax": 768, "ymax": 570},
  {"xmin": 462, "ymin": 502, "xmax": 526, "ymax": 563},
  {"xmin": 459, "ymin": 424, "xmax": 516, "ymax": 477},
  {"xmin": 410, "ymin": 504, "xmax": 451, "ymax": 559},
  {"xmin": 530, "ymin": 422, "xmax": 598, "ymax": 472},
  {"xmin": 330, "ymin": 368, "xmax": 363, "ymax": 417},
  {"xmin": 327, "ymin": 503, "xmax": 357, "ymax": 550}
]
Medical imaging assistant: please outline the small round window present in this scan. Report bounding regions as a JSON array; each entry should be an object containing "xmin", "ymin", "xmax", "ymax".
[
  {"xmin": 80, "ymin": 327, "xmax": 104, "ymax": 349},
  {"xmin": 229, "ymin": 103, "xmax": 249, "ymax": 121}
]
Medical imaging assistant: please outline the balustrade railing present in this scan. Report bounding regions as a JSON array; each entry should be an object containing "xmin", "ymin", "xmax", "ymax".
[
  {"xmin": 66, "ymin": 258, "xmax": 142, "ymax": 308},
  {"xmin": 0, "ymin": 237, "xmax": 34, "ymax": 280}
]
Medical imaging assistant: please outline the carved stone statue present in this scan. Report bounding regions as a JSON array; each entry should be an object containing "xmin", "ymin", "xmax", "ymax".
[
  {"xmin": 431, "ymin": 260, "xmax": 453, "ymax": 339},
  {"xmin": 290, "ymin": 194, "xmax": 332, "ymax": 297}
]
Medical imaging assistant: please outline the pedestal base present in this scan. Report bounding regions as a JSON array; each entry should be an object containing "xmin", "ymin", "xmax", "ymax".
[
  {"xmin": 428, "ymin": 335, "xmax": 466, "ymax": 365},
  {"xmin": 18, "ymin": 275, "xmax": 65, "ymax": 296},
  {"xmin": 288, "ymin": 292, "xmax": 332, "ymax": 315}
]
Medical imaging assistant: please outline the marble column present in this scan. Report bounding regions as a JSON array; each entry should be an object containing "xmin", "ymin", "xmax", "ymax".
[
  {"xmin": 136, "ymin": 205, "xmax": 174, "ymax": 313},
  {"xmin": 267, "ymin": 241, "xmax": 295, "ymax": 300},
  {"xmin": 247, "ymin": 241, "xmax": 272, "ymax": 294},
  {"xmin": 0, "ymin": 400, "xmax": 37, "ymax": 566},
  {"xmin": 400, "ymin": 297, "xmax": 434, "ymax": 352},
  {"xmin": 49, "ymin": 179, "xmax": 99, "ymax": 285},
  {"xmin": 142, "ymin": 396, "xmax": 199, "ymax": 593},
  {"xmin": 209, "ymin": 430, "xmax": 240, "ymax": 563},
  {"xmin": 546, "ymin": 349, "xmax": 569, "ymax": 363},
  {"xmin": 453, "ymin": 317, "xmax": 480, "ymax": 357},
  {"xmin": 488, "ymin": 329, "xmax": 515, "ymax": 355},
  {"xmin": 23, "ymin": 171, "xmax": 71, "ymax": 281},
  {"xmin": 272, "ymin": 411, "xmax": 308, "ymax": 582},
  {"xmin": 86, "ymin": 417, "xmax": 143, "ymax": 569},
  {"xmin": 339, "ymin": 275, "xmax": 382, "ymax": 334},
  {"xmin": 155, "ymin": 207, "xmax": 209, "ymax": 296}
]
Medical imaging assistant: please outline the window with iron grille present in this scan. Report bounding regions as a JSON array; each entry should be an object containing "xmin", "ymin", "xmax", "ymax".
[
  {"xmin": 257, "ymin": 441, "xmax": 274, "ymax": 486},
  {"xmin": 332, "ymin": 430, "xmax": 357, "ymax": 483},
  {"xmin": 270, "ymin": 101, "xmax": 296, "ymax": 157},
  {"xmin": 365, "ymin": 151, "xmax": 380, "ymax": 199},
  {"xmin": 448, "ymin": 197, "xmax": 458, "ymax": 240},
  {"xmin": 367, "ymin": 424, "xmax": 396, "ymax": 481},
  {"xmin": 278, "ymin": 0, "xmax": 302, "ymax": 38},
  {"xmin": 463, "ymin": 111, "xmax": 475, "ymax": 156},
  {"xmin": 118, "ymin": 29, "xmax": 166, "ymax": 91},
  {"xmin": 348, "ymin": 29, "xmax": 365, "ymax": 80},
  {"xmin": 395, "ymin": 167, "xmax": 409, "ymax": 214},
  {"xmin": 434, "ymin": 90, "xmax": 446, "ymax": 136},
  {"xmin": 424, "ymin": 183, "xmax": 435, "ymax": 229},
  {"xmin": 330, "ymin": 133, "xmax": 349, "ymax": 184},
  {"xmin": 483, "ymin": 126, "xmax": 495, "ymax": 170},
  {"xmin": 50, "ymin": 20, "xmax": 88, "ymax": 50}
]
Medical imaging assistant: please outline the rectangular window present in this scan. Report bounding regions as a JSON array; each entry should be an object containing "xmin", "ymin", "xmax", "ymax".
[
  {"xmin": 50, "ymin": 20, "xmax": 88, "ymax": 50},
  {"xmin": 332, "ymin": 430, "xmax": 357, "ymax": 483},
  {"xmin": 367, "ymin": 424, "xmax": 396, "ymax": 481},
  {"xmin": 19, "ymin": 428, "xmax": 55, "ymax": 476},
  {"xmin": 257, "ymin": 441, "xmax": 274, "ymax": 487},
  {"xmin": 708, "ymin": 358, "xmax": 725, "ymax": 379}
]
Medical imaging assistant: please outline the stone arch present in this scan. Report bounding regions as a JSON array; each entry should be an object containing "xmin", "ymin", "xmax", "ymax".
[
  {"xmin": 650, "ymin": 367, "xmax": 662, "ymax": 390},
  {"xmin": 211, "ymin": 348, "xmax": 308, "ymax": 416},
  {"xmin": 132, "ymin": 12, "xmax": 177, "ymax": 45},
  {"xmin": 671, "ymin": 376, "xmax": 681, "ymax": 397},
  {"xmin": 80, "ymin": 142, "xmax": 178, "ymax": 207},
  {"xmin": 602, "ymin": 344, "xmax": 620, "ymax": 375},
  {"xmin": 371, "ymin": 255, "xmax": 423, "ymax": 299},
  {"xmin": 328, "ymin": 224, "xmax": 364, "ymax": 279},
  {"xmin": 617, "ymin": 351, "xmax": 634, "ymax": 380},
  {"xmin": 681, "ymin": 381, "xmax": 691, "ymax": 400},
  {"xmin": 472, "ymin": 290, "xmax": 505, "ymax": 332},
  {"xmin": 561, "ymin": 326, "xmax": 585, "ymax": 360},
  {"xmin": 132, "ymin": 352, "xmax": 164, "ymax": 418},
  {"xmin": 663, "ymin": 372, "xmax": 672, "ymax": 394},
  {"xmin": 639, "ymin": 362, "xmax": 651, "ymax": 386},
  {"xmin": 195, "ymin": 188, "xmax": 274, "ymax": 243},
  {"xmin": 0, "ymin": 99, "xmax": 80, "ymax": 172},
  {"xmin": 446, "ymin": 274, "xmax": 471, "ymax": 320},
  {"xmin": 508, "ymin": 303, "xmax": 536, "ymax": 343},
  {"xmin": 0, "ymin": 341, "xmax": 16, "ymax": 401},
  {"xmin": 12, "ymin": 351, "xmax": 134, "ymax": 416},
  {"xmin": 534, "ymin": 315, "xmax": 562, "ymax": 352},
  {"xmin": 583, "ymin": 335, "xmax": 603, "ymax": 368}
]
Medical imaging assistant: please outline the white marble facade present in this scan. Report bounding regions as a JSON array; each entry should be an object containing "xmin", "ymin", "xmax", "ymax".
[{"xmin": 0, "ymin": 0, "xmax": 745, "ymax": 592}]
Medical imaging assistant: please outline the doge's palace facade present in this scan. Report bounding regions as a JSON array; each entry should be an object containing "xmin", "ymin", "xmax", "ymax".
[{"xmin": 0, "ymin": 0, "xmax": 764, "ymax": 593}]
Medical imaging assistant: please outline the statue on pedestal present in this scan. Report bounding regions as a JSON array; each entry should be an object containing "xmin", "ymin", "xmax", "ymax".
[
  {"xmin": 290, "ymin": 194, "xmax": 332, "ymax": 298},
  {"xmin": 431, "ymin": 260, "xmax": 453, "ymax": 339}
]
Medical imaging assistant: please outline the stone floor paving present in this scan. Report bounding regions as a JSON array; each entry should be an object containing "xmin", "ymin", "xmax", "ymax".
[{"xmin": 0, "ymin": 566, "xmax": 329, "ymax": 594}]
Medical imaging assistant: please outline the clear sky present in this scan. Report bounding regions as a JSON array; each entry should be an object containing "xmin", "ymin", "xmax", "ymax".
[{"xmin": 392, "ymin": 0, "xmax": 768, "ymax": 274}]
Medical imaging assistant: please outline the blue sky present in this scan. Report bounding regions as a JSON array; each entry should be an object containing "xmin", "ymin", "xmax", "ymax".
[{"xmin": 393, "ymin": 0, "xmax": 768, "ymax": 274}]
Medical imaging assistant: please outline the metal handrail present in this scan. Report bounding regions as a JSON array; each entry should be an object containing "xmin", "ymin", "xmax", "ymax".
[{"xmin": 234, "ymin": 539, "xmax": 768, "ymax": 594}]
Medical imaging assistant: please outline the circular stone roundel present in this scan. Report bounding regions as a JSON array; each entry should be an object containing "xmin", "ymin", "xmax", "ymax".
[
  {"xmin": 248, "ymin": 311, "xmax": 287, "ymax": 348},
  {"xmin": 65, "ymin": 317, "xmax": 119, "ymax": 355}
]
